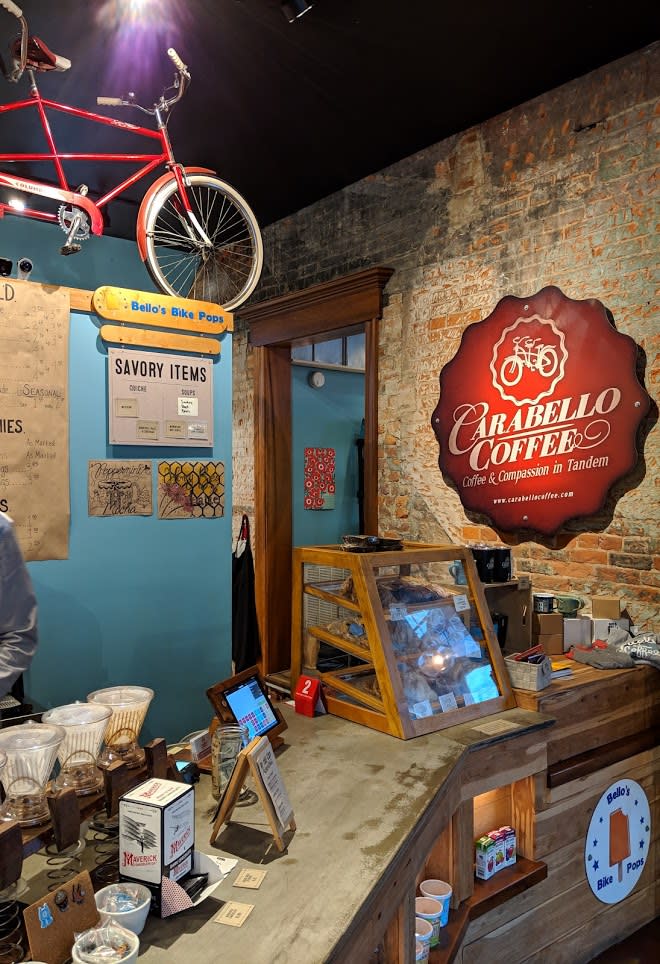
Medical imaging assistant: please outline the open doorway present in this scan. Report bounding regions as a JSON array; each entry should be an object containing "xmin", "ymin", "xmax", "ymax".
[
  {"xmin": 239, "ymin": 267, "xmax": 393, "ymax": 683},
  {"xmin": 291, "ymin": 331, "xmax": 365, "ymax": 545}
]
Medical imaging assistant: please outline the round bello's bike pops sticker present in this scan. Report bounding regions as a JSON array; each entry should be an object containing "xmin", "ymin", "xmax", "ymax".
[
  {"xmin": 585, "ymin": 778, "xmax": 651, "ymax": 904},
  {"xmin": 431, "ymin": 286, "xmax": 650, "ymax": 534}
]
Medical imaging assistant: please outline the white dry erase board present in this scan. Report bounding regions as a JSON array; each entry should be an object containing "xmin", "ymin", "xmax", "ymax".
[{"xmin": 108, "ymin": 347, "xmax": 214, "ymax": 446}]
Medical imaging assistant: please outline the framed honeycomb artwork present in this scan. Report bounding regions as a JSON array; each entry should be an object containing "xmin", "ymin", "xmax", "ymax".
[{"xmin": 157, "ymin": 460, "xmax": 225, "ymax": 519}]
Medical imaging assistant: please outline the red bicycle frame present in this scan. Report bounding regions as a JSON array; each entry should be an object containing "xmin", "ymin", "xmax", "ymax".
[{"xmin": 0, "ymin": 72, "xmax": 192, "ymax": 236}]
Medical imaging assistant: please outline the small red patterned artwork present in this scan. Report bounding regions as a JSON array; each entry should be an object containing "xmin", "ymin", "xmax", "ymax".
[{"xmin": 304, "ymin": 447, "xmax": 336, "ymax": 510}]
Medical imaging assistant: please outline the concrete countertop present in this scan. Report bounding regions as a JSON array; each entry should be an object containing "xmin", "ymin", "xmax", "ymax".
[{"xmin": 130, "ymin": 704, "xmax": 552, "ymax": 964}]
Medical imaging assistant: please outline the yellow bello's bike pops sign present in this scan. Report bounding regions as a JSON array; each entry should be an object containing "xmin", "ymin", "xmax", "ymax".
[{"xmin": 432, "ymin": 286, "xmax": 650, "ymax": 535}]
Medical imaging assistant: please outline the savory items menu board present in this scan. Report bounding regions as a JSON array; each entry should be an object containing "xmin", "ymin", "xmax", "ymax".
[{"xmin": 108, "ymin": 347, "xmax": 213, "ymax": 446}]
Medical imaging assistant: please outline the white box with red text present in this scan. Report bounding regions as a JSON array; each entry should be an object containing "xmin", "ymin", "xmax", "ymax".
[{"xmin": 119, "ymin": 777, "xmax": 195, "ymax": 897}]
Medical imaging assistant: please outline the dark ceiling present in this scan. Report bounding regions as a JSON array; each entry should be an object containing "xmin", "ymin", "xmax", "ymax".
[{"xmin": 0, "ymin": 0, "xmax": 657, "ymax": 241}]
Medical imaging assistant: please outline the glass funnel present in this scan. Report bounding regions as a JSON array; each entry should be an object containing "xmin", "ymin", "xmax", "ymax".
[
  {"xmin": 42, "ymin": 702, "xmax": 112, "ymax": 795},
  {"xmin": 87, "ymin": 686, "xmax": 154, "ymax": 769},
  {"xmin": 0, "ymin": 721, "xmax": 65, "ymax": 826}
]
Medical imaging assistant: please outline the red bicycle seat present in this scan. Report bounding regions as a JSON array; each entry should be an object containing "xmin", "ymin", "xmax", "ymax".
[{"xmin": 11, "ymin": 34, "xmax": 71, "ymax": 72}]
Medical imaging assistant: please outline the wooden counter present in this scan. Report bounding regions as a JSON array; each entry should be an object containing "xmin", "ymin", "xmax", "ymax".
[
  {"xmin": 127, "ymin": 705, "xmax": 552, "ymax": 963},
  {"xmin": 16, "ymin": 665, "xmax": 658, "ymax": 962},
  {"xmin": 458, "ymin": 663, "xmax": 659, "ymax": 964}
]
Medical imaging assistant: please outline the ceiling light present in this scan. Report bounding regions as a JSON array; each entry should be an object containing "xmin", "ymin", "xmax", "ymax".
[{"xmin": 281, "ymin": 1, "xmax": 313, "ymax": 23}]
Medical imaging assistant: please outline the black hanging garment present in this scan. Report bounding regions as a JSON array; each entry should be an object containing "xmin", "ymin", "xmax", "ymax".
[{"xmin": 232, "ymin": 514, "xmax": 261, "ymax": 672}]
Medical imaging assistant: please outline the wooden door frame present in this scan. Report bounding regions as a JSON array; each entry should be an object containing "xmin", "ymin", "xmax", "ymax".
[{"xmin": 239, "ymin": 266, "xmax": 394, "ymax": 677}]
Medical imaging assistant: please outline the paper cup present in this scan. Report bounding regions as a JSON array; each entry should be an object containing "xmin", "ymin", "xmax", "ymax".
[
  {"xmin": 420, "ymin": 879, "xmax": 452, "ymax": 927},
  {"xmin": 415, "ymin": 938, "xmax": 429, "ymax": 962},
  {"xmin": 415, "ymin": 896, "xmax": 443, "ymax": 946},
  {"xmin": 415, "ymin": 915, "xmax": 433, "ymax": 951}
]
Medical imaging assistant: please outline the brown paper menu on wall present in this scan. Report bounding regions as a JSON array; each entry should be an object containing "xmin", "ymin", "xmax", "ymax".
[{"xmin": 0, "ymin": 279, "xmax": 70, "ymax": 559}]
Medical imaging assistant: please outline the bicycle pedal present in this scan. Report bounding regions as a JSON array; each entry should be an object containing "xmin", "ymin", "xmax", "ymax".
[{"xmin": 60, "ymin": 243, "xmax": 81, "ymax": 256}]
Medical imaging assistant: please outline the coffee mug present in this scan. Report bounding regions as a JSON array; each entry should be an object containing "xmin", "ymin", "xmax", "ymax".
[
  {"xmin": 449, "ymin": 561, "xmax": 467, "ymax": 585},
  {"xmin": 556, "ymin": 595, "xmax": 585, "ymax": 616},
  {"xmin": 533, "ymin": 593, "xmax": 557, "ymax": 614}
]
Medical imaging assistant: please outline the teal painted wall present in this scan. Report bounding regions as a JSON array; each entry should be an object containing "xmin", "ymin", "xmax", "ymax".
[
  {"xmin": 0, "ymin": 218, "xmax": 233, "ymax": 745},
  {"xmin": 292, "ymin": 366, "xmax": 363, "ymax": 547}
]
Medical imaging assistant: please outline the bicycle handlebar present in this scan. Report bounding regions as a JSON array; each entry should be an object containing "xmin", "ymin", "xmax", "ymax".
[
  {"xmin": 96, "ymin": 48, "xmax": 189, "ymax": 115},
  {"xmin": 167, "ymin": 47, "xmax": 188, "ymax": 76},
  {"xmin": 0, "ymin": 1, "xmax": 22, "ymax": 18}
]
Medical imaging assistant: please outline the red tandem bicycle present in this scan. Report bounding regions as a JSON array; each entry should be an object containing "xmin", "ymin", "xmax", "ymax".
[{"xmin": 0, "ymin": 0, "xmax": 263, "ymax": 309}]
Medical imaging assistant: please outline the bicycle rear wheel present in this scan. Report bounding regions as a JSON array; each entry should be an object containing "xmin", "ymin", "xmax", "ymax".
[{"xmin": 142, "ymin": 173, "xmax": 263, "ymax": 310}]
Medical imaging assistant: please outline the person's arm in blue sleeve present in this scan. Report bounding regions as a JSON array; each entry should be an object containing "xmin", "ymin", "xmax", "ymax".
[{"xmin": 0, "ymin": 513, "xmax": 38, "ymax": 698}]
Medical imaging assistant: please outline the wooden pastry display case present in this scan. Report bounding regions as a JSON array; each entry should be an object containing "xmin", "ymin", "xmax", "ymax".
[{"xmin": 291, "ymin": 542, "xmax": 515, "ymax": 738}]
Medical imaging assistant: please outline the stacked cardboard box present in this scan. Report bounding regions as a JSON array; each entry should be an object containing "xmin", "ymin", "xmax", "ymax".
[
  {"xmin": 532, "ymin": 611, "xmax": 564, "ymax": 655},
  {"xmin": 531, "ymin": 595, "xmax": 631, "ymax": 656},
  {"xmin": 591, "ymin": 596, "xmax": 621, "ymax": 619},
  {"xmin": 589, "ymin": 595, "xmax": 629, "ymax": 641}
]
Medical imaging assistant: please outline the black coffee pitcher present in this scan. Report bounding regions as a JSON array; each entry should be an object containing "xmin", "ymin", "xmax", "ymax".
[
  {"xmin": 471, "ymin": 545, "xmax": 496, "ymax": 582},
  {"xmin": 493, "ymin": 547, "xmax": 512, "ymax": 582}
]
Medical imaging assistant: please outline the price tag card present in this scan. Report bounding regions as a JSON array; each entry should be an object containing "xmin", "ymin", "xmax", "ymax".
[
  {"xmin": 214, "ymin": 901, "xmax": 255, "ymax": 927},
  {"xmin": 453, "ymin": 594, "xmax": 470, "ymax": 612},
  {"xmin": 465, "ymin": 636, "xmax": 482, "ymax": 658},
  {"xmin": 473, "ymin": 719, "xmax": 522, "ymax": 735},
  {"xmin": 389, "ymin": 604, "xmax": 408, "ymax": 620},
  {"xmin": 115, "ymin": 398, "xmax": 138, "ymax": 417},
  {"xmin": 233, "ymin": 868, "xmax": 267, "ymax": 890},
  {"xmin": 412, "ymin": 699, "xmax": 433, "ymax": 719},
  {"xmin": 439, "ymin": 692, "xmax": 458, "ymax": 712}
]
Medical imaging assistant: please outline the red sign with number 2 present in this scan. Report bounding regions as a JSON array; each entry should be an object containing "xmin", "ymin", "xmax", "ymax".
[{"xmin": 294, "ymin": 676, "xmax": 324, "ymax": 717}]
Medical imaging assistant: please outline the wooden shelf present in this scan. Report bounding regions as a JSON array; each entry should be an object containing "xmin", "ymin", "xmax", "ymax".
[
  {"xmin": 430, "ymin": 857, "xmax": 547, "ymax": 963},
  {"xmin": 303, "ymin": 582, "xmax": 361, "ymax": 612},
  {"xmin": 307, "ymin": 624, "xmax": 372, "ymax": 661},
  {"xmin": 319, "ymin": 667, "xmax": 384, "ymax": 712}
]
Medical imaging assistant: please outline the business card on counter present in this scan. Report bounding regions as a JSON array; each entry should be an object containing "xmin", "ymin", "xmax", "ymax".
[
  {"xmin": 233, "ymin": 868, "xmax": 267, "ymax": 890},
  {"xmin": 214, "ymin": 901, "xmax": 255, "ymax": 927}
]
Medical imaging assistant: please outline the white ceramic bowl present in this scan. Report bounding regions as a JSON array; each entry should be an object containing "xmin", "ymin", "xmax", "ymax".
[{"xmin": 94, "ymin": 882, "xmax": 152, "ymax": 935}]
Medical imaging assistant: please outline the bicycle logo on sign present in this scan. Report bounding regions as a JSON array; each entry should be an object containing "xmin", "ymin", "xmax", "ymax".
[
  {"xmin": 499, "ymin": 335, "xmax": 559, "ymax": 387},
  {"xmin": 490, "ymin": 314, "xmax": 567, "ymax": 406}
]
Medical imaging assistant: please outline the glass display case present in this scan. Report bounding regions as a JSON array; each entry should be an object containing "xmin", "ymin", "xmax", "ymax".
[{"xmin": 291, "ymin": 542, "xmax": 516, "ymax": 738}]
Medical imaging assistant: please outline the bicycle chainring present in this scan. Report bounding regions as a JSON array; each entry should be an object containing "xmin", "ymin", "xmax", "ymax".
[{"xmin": 57, "ymin": 205, "xmax": 91, "ymax": 240}]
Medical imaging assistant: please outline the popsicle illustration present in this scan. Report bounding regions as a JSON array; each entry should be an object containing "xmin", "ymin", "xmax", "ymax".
[{"xmin": 609, "ymin": 808, "xmax": 630, "ymax": 882}]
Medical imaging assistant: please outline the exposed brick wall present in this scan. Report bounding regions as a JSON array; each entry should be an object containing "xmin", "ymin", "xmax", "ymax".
[
  {"xmin": 231, "ymin": 312, "xmax": 255, "ymax": 542},
  {"xmin": 233, "ymin": 44, "xmax": 659, "ymax": 628}
]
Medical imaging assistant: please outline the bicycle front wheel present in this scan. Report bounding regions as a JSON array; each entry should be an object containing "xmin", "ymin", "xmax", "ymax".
[{"xmin": 142, "ymin": 173, "xmax": 263, "ymax": 311}]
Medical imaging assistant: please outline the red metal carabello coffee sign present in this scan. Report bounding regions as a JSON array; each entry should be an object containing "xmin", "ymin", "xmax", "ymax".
[{"xmin": 431, "ymin": 286, "xmax": 650, "ymax": 534}]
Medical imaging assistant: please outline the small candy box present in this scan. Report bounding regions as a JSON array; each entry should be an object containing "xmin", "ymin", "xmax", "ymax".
[
  {"xmin": 475, "ymin": 835, "xmax": 497, "ymax": 880},
  {"xmin": 497, "ymin": 825, "xmax": 517, "ymax": 867},
  {"xmin": 487, "ymin": 829, "xmax": 507, "ymax": 872}
]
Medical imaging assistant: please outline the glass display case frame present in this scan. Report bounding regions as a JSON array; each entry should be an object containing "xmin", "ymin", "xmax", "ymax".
[{"xmin": 291, "ymin": 542, "xmax": 516, "ymax": 739}]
